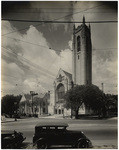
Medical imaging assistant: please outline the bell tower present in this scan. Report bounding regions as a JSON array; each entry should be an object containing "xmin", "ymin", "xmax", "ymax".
[{"xmin": 72, "ymin": 17, "xmax": 92, "ymax": 85}]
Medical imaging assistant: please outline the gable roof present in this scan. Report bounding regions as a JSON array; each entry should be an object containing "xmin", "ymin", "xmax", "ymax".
[
  {"xmin": 20, "ymin": 94, "xmax": 27, "ymax": 102},
  {"xmin": 55, "ymin": 68, "xmax": 72, "ymax": 80},
  {"xmin": 20, "ymin": 92, "xmax": 47, "ymax": 103},
  {"xmin": 62, "ymin": 69, "xmax": 72, "ymax": 80}
]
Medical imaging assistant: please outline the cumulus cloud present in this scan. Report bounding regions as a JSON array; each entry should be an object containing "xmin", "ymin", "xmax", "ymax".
[{"xmin": 1, "ymin": 22, "xmax": 72, "ymax": 96}]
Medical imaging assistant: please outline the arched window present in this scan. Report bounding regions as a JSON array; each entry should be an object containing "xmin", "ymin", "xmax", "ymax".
[
  {"xmin": 57, "ymin": 83, "xmax": 65, "ymax": 100},
  {"xmin": 77, "ymin": 36, "xmax": 81, "ymax": 52}
]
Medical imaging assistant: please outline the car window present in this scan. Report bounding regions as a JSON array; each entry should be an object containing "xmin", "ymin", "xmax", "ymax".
[
  {"xmin": 50, "ymin": 127, "xmax": 56, "ymax": 129},
  {"xmin": 35, "ymin": 126, "xmax": 66, "ymax": 133},
  {"xmin": 57, "ymin": 126, "xmax": 66, "ymax": 132},
  {"xmin": 42, "ymin": 127, "xmax": 47, "ymax": 129},
  {"xmin": 58, "ymin": 127, "xmax": 65, "ymax": 129}
]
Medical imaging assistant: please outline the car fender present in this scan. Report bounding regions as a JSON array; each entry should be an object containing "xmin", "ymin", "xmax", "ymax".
[
  {"xmin": 76, "ymin": 138, "xmax": 89, "ymax": 145},
  {"xmin": 33, "ymin": 138, "xmax": 46, "ymax": 146},
  {"xmin": 3, "ymin": 136, "xmax": 13, "ymax": 141}
]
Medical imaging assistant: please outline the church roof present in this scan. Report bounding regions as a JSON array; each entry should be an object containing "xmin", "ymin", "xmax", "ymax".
[
  {"xmin": 62, "ymin": 69, "xmax": 72, "ymax": 80},
  {"xmin": 20, "ymin": 94, "xmax": 26, "ymax": 102},
  {"xmin": 55, "ymin": 68, "xmax": 72, "ymax": 81}
]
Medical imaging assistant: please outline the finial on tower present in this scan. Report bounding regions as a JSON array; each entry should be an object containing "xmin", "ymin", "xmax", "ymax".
[{"xmin": 83, "ymin": 16, "xmax": 85, "ymax": 24}]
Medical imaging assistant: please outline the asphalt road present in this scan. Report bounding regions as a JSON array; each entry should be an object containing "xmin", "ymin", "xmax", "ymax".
[{"xmin": 1, "ymin": 117, "xmax": 117, "ymax": 149}]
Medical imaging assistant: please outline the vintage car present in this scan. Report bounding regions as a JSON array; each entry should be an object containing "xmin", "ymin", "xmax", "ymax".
[
  {"xmin": 1, "ymin": 130, "xmax": 26, "ymax": 149},
  {"xmin": 33, "ymin": 122, "xmax": 93, "ymax": 149}
]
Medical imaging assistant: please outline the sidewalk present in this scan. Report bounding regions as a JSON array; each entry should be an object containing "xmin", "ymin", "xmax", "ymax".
[
  {"xmin": 38, "ymin": 114, "xmax": 65, "ymax": 119},
  {"xmin": 1, "ymin": 115, "xmax": 117, "ymax": 123},
  {"xmin": 1, "ymin": 118, "xmax": 17, "ymax": 123},
  {"xmin": 108, "ymin": 117, "xmax": 117, "ymax": 120}
]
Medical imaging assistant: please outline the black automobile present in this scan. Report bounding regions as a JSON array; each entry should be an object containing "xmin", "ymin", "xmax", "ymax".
[
  {"xmin": 1, "ymin": 130, "xmax": 26, "ymax": 149},
  {"xmin": 33, "ymin": 122, "xmax": 93, "ymax": 149}
]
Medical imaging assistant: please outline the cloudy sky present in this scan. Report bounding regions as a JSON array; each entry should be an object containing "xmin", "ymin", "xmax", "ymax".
[{"xmin": 1, "ymin": 1, "xmax": 117, "ymax": 96}]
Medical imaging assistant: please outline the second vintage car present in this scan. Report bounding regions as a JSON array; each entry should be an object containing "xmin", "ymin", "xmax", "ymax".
[
  {"xmin": 33, "ymin": 122, "xmax": 93, "ymax": 149},
  {"xmin": 1, "ymin": 130, "xmax": 26, "ymax": 149}
]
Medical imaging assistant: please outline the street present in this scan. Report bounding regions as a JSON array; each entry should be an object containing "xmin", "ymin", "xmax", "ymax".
[{"xmin": 1, "ymin": 117, "xmax": 117, "ymax": 149}]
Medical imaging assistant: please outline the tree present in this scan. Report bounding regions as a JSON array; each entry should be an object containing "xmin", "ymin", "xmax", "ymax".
[
  {"xmin": 103, "ymin": 94, "xmax": 118, "ymax": 116},
  {"xmin": 1, "ymin": 94, "xmax": 22, "ymax": 117},
  {"xmin": 81, "ymin": 85, "xmax": 104, "ymax": 117},
  {"xmin": 64, "ymin": 84, "xmax": 105, "ymax": 119}
]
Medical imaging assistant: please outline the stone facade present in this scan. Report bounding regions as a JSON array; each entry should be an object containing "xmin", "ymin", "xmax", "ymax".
[
  {"xmin": 50, "ymin": 68, "xmax": 86, "ymax": 116},
  {"xmin": 53, "ymin": 68, "xmax": 72, "ymax": 116}
]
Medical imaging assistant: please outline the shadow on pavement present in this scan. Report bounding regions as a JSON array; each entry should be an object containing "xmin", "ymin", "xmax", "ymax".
[
  {"xmin": 20, "ymin": 142, "xmax": 117, "ymax": 149},
  {"xmin": 21, "ymin": 142, "xmax": 74, "ymax": 149}
]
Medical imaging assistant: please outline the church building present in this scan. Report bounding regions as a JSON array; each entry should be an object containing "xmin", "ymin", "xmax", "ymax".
[{"xmin": 49, "ymin": 17, "xmax": 92, "ymax": 116}]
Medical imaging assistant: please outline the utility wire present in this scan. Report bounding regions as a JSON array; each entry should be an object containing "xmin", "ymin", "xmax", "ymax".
[
  {"xmin": 2, "ymin": 52, "xmax": 55, "ymax": 87},
  {"xmin": 2, "ymin": 22, "xmax": 43, "ymax": 36},
  {"xmin": 2, "ymin": 45, "xmax": 117, "ymax": 84},
  {"xmin": 3, "ymin": 36, "xmax": 49, "ymax": 49},
  {"xmin": 2, "ymin": 46, "xmax": 58, "ymax": 73},
  {"xmin": 2, "ymin": 45, "xmax": 117, "ymax": 79},
  {"xmin": 53, "ymin": 3, "xmax": 105, "ymax": 20},
  {"xmin": 2, "ymin": 51, "xmax": 55, "ymax": 79},
  {"xmin": 2, "ymin": 3, "xmax": 106, "ymax": 36},
  {"xmin": 4, "ymin": 6, "xmax": 116, "ymax": 10},
  {"xmin": 5, "ymin": 11, "xmax": 117, "ymax": 14},
  {"xmin": 2, "ymin": 51, "xmax": 31, "ymax": 72},
  {"xmin": 2, "ymin": 46, "xmax": 56, "ymax": 78},
  {"xmin": 3, "ymin": 36, "xmax": 62, "ymax": 51},
  {"xmin": 2, "ymin": 46, "xmax": 57, "ymax": 78},
  {"xmin": 3, "ymin": 36, "xmax": 117, "ymax": 51},
  {"xmin": 2, "ymin": 47, "xmax": 60, "ymax": 82},
  {"xmin": 93, "ymin": 48, "xmax": 117, "ymax": 51},
  {"xmin": 2, "ymin": 19, "xmax": 117, "ymax": 23}
]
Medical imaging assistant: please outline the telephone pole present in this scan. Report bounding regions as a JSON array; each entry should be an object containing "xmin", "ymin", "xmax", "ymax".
[
  {"xmin": 30, "ymin": 91, "xmax": 38, "ymax": 115},
  {"xmin": 71, "ymin": 81, "xmax": 74, "ymax": 118}
]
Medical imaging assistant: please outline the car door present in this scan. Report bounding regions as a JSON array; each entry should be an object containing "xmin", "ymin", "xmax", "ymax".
[
  {"xmin": 54, "ymin": 128, "xmax": 75, "ymax": 145},
  {"xmin": 45, "ymin": 126, "xmax": 63, "ymax": 145},
  {"xmin": 54, "ymin": 127, "xmax": 68, "ymax": 145}
]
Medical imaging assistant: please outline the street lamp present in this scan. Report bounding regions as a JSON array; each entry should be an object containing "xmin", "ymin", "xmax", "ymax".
[{"xmin": 14, "ymin": 102, "xmax": 17, "ymax": 121}]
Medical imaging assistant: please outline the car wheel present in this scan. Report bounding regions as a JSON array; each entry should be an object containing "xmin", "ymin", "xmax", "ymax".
[
  {"xmin": 77, "ymin": 140, "xmax": 88, "ymax": 148},
  {"xmin": 37, "ymin": 141, "xmax": 48, "ymax": 149}
]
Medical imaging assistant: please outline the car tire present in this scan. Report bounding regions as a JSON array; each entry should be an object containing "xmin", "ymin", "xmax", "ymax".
[
  {"xmin": 77, "ymin": 140, "xmax": 88, "ymax": 148},
  {"xmin": 37, "ymin": 140, "xmax": 48, "ymax": 149}
]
